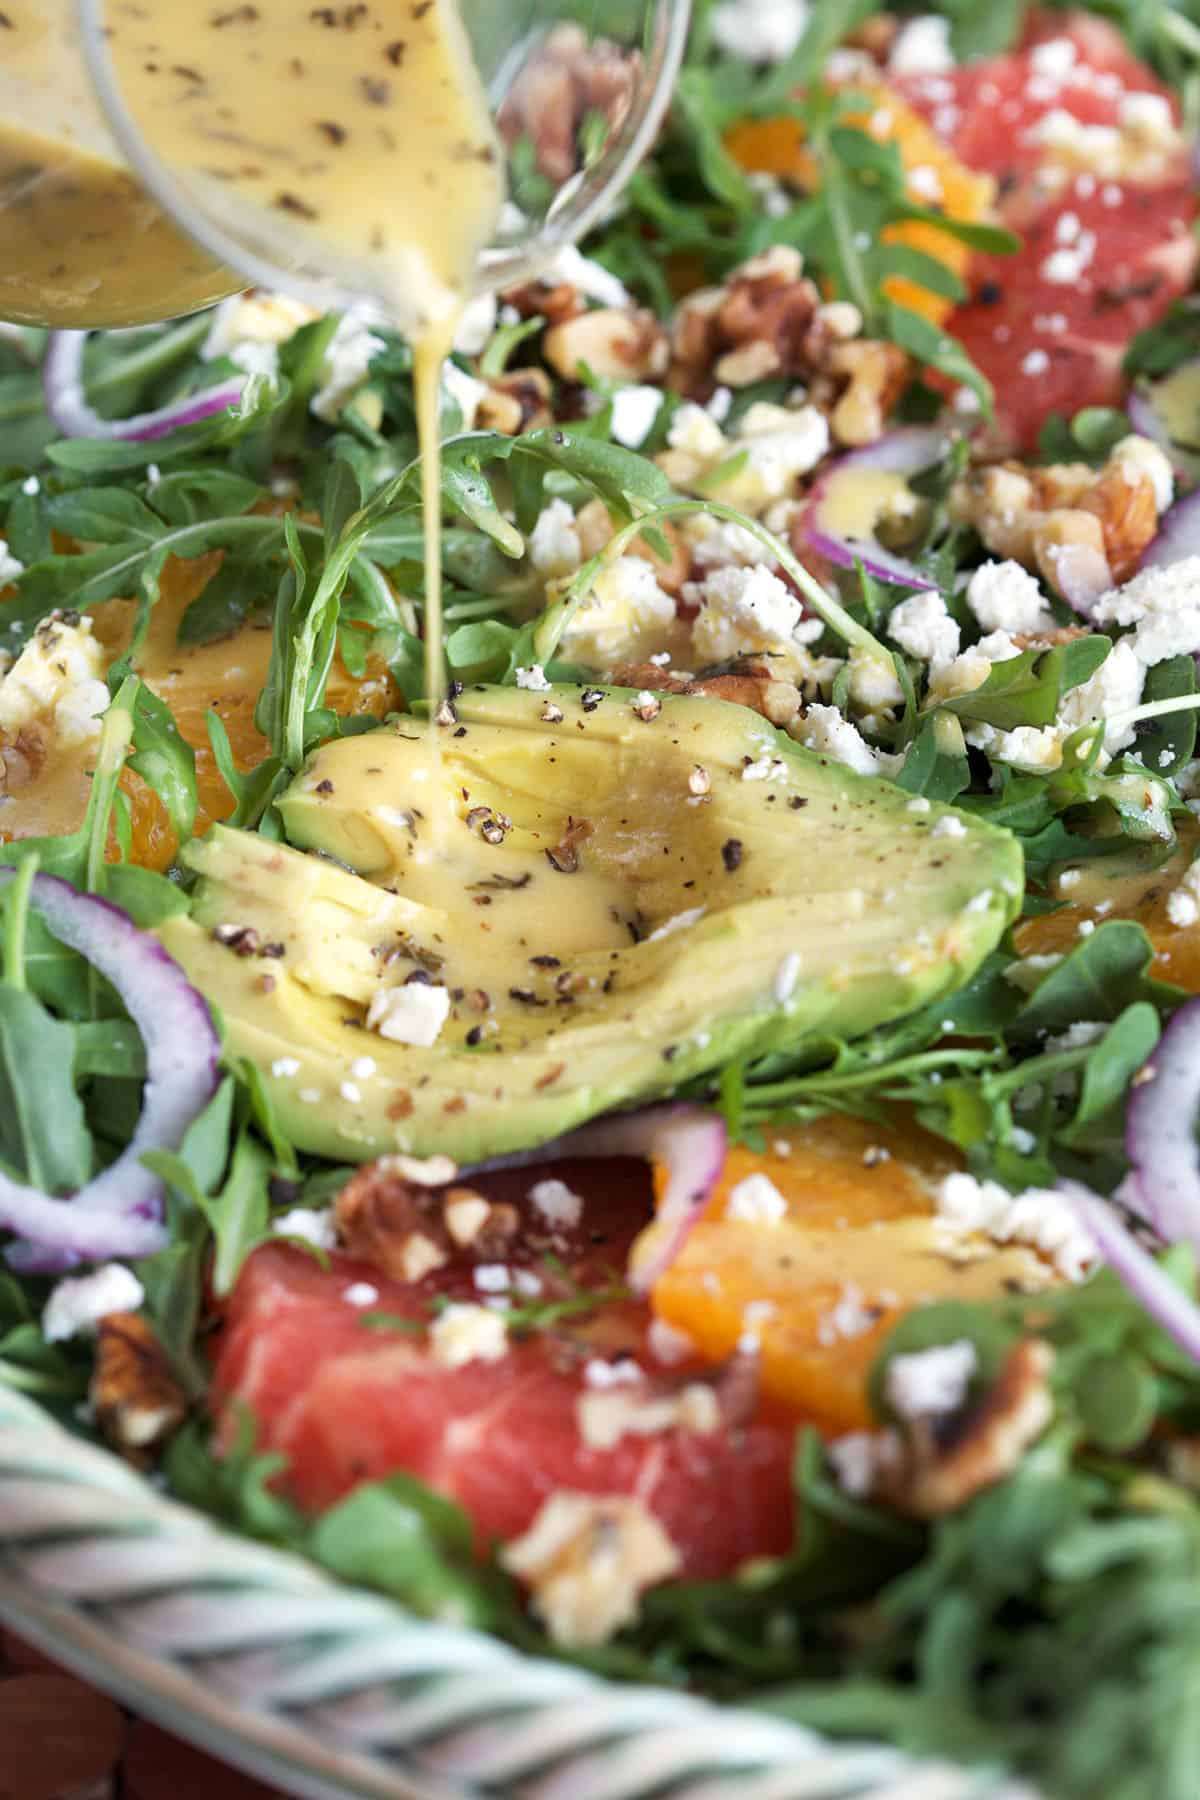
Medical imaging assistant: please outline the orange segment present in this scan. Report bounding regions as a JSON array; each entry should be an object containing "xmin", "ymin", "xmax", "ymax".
[
  {"xmin": 726, "ymin": 84, "xmax": 995, "ymax": 325},
  {"xmin": 1016, "ymin": 831, "xmax": 1200, "ymax": 993},
  {"xmin": 643, "ymin": 1114, "xmax": 1049, "ymax": 1433},
  {"xmin": 0, "ymin": 551, "xmax": 397, "ymax": 872}
]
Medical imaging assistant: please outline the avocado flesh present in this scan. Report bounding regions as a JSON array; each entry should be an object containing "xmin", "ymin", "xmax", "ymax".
[{"xmin": 159, "ymin": 685, "xmax": 1023, "ymax": 1163}]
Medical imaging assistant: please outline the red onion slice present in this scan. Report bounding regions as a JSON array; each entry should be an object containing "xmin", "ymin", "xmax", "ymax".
[
  {"xmin": 43, "ymin": 330, "xmax": 245, "ymax": 443},
  {"xmin": 1125, "ymin": 995, "xmax": 1200, "ymax": 1249},
  {"xmin": 0, "ymin": 871, "xmax": 221, "ymax": 1264},
  {"xmin": 802, "ymin": 426, "xmax": 952, "ymax": 592},
  {"xmin": 1061, "ymin": 1180, "xmax": 1200, "ymax": 1364},
  {"xmin": 1140, "ymin": 489, "xmax": 1200, "ymax": 572},
  {"xmin": 466, "ymin": 1103, "xmax": 727, "ymax": 1293}
]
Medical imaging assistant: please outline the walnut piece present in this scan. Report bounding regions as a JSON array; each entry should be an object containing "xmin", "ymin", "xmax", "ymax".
[
  {"xmin": 950, "ymin": 435, "xmax": 1172, "ymax": 598},
  {"xmin": 880, "ymin": 1338, "xmax": 1055, "ymax": 1519},
  {"xmin": 544, "ymin": 307, "xmax": 667, "ymax": 382},
  {"xmin": 335, "ymin": 1160, "xmax": 517, "ymax": 1284},
  {"xmin": 502, "ymin": 1490, "xmax": 680, "ymax": 1646},
  {"xmin": 90, "ymin": 1312, "xmax": 188, "ymax": 1463},
  {"xmin": 497, "ymin": 24, "xmax": 640, "ymax": 186}
]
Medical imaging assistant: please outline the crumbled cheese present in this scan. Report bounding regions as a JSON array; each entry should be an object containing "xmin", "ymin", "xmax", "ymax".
[
  {"xmin": 1092, "ymin": 557, "xmax": 1200, "ymax": 667},
  {"xmin": 710, "ymin": 0, "xmax": 809, "ymax": 62},
  {"xmin": 429, "ymin": 1302, "xmax": 509, "ymax": 1369},
  {"xmin": 684, "ymin": 513, "xmax": 777, "ymax": 574},
  {"xmin": 584, "ymin": 1357, "xmax": 643, "ymax": 1389},
  {"xmin": 515, "ymin": 663, "xmax": 552, "ymax": 691},
  {"xmin": 828, "ymin": 1430, "xmax": 885, "ymax": 1497},
  {"xmin": 453, "ymin": 292, "xmax": 498, "ymax": 356},
  {"xmin": 1111, "ymin": 434, "xmax": 1174, "ymax": 514},
  {"xmin": 1041, "ymin": 230, "xmax": 1097, "ymax": 285},
  {"xmin": 885, "ymin": 1339, "xmax": 978, "ymax": 1420},
  {"xmin": 907, "ymin": 163, "xmax": 944, "ymax": 203},
  {"xmin": 560, "ymin": 555, "xmax": 676, "ymax": 668},
  {"xmin": 343, "ymin": 1282, "xmax": 379, "ymax": 1308},
  {"xmin": 440, "ymin": 360, "xmax": 489, "ymax": 432},
  {"xmin": 272, "ymin": 1206, "xmax": 338, "ymax": 1250},
  {"xmin": 473, "ymin": 1263, "xmax": 511, "ymax": 1294},
  {"xmin": 816, "ymin": 1283, "xmax": 878, "ymax": 1347},
  {"xmin": 529, "ymin": 1176, "xmax": 585, "ymax": 1229},
  {"xmin": 610, "ymin": 383, "xmax": 664, "ymax": 448},
  {"xmin": 1167, "ymin": 860, "xmax": 1200, "ymax": 928},
  {"xmin": 1030, "ymin": 36, "xmax": 1077, "ymax": 79},
  {"xmin": 932, "ymin": 814, "xmax": 968, "ymax": 839},
  {"xmin": 887, "ymin": 590, "xmax": 960, "ymax": 666},
  {"xmin": 502, "ymin": 1491, "xmax": 680, "ymax": 1647},
  {"xmin": 667, "ymin": 401, "xmax": 728, "ymax": 462},
  {"xmin": 350, "ymin": 1055, "xmax": 377, "ymax": 1080},
  {"xmin": 528, "ymin": 497, "xmax": 583, "ymax": 579},
  {"xmin": 444, "ymin": 1193, "xmax": 491, "ymax": 1246},
  {"xmin": 935, "ymin": 1170, "xmax": 1097, "ymax": 1282},
  {"xmin": 1119, "ymin": 90, "xmax": 1176, "ymax": 144},
  {"xmin": 1045, "ymin": 1020, "xmax": 1107, "ymax": 1054},
  {"xmin": 725, "ymin": 1171, "xmax": 788, "ymax": 1225},
  {"xmin": 577, "ymin": 1380, "xmax": 721, "ymax": 1451},
  {"xmin": 692, "ymin": 563, "xmax": 802, "ymax": 663},
  {"xmin": 0, "ymin": 611, "xmax": 110, "ymax": 747},
  {"xmin": 732, "ymin": 401, "xmax": 831, "ymax": 512},
  {"xmin": 647, "ymin": 1317, "xmax": 696, "ymax": 1365},
  {"xmin": 367, "ymin": 982, "xmax": 451, "ymax": 1048},
  {"xmin": 966, "ymin": 560, "xmax": 1054, "ymax": 636},
  {"xmin": 310, "ymin": 310, "xmax": 387, "ymax": 421},
  {"xmin": 203, "ymin": 291, "xmax": 315, "ymax": 377},
  {"xmin": 793, "ymin": 704, "xmax": 904, "ymax": 779},
  {"xmin": 888, "ymin": 14, "xmax": 953, "ymax": 75},
  {"xmin": 43, "ymin": 1263, "xmax": 145, "ymax": 1343},
  {"xmin": 848, "ymin": 645, "xmax": 905, "ymax": 712},
  {"xmin": 339, "ymin": 1080, "xmax": 362, "ymax": 1104},
  {"xmin": 537, "ymin": 244, "xmax": 632, "ymax": 309},
  {"xmin": 0, "ymin": 538, "xmax": 23, "ymax": 586},
  {"xmin": 271, "ymin": 1057, "xmax": 301, "ymax": 1078}
]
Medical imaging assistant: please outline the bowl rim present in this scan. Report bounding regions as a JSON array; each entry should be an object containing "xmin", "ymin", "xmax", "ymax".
[{"xmin": 0, "ymin": 1379, "xmax": 1037, "ymax": 1800}]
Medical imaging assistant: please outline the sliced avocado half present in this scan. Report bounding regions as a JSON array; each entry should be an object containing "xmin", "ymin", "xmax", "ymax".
[{"xmin": 159, "ymin": 684, "xmax": 1022, "ymax": 1163}]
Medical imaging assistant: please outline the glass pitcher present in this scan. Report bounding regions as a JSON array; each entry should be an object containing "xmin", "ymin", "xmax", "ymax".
[{"xmin": 0, "ymin": 1, "xmax": 689, "ymax": 330}]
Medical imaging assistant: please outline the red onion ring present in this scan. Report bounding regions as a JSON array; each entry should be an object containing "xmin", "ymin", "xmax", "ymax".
[
  {"xmin": 1140, "ymin": 489, "xmax": 1200, "ymax": 572},
  {"xmin": 801, "ymin": 426, "xmax": 952, "ymax": 592},
  {"xmin": 1061, "ymin": 1179, "xmax": 1200, "ymax": 1364},
  {"xmin": 466, "ymin": 1103, "xmax": 727, "ymax": 1293},
  {"xmin": 43, "ymin": 330, "xmax": 245, "ymax": 443},
  {"xmin": 0, "ymin": 871, "xmax": 221, "ymax": 1266},
  {"xmin": 1124, "ymin": 995, "xmax": 1200, "ymax": 1248}
]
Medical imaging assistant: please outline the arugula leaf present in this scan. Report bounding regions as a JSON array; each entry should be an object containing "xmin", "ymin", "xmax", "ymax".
[
  {"xmin": 939, "ymin": 638, "xmax": 1111, "ymax": 732},
  {"xmin": 0, "ymin": 987, "xmax": 93, "ymax": 1193}
]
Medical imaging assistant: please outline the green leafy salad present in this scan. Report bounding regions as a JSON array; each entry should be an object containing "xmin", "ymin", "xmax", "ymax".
[{"xmin": 8, "ymin": 2, "xmax": 1200, "ymax": 1795}]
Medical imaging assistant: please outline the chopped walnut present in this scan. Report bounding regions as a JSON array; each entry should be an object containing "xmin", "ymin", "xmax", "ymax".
[
  {"xmin": 502, "ymin": 1490, "xmax": 680, "ymax": 1646},
  {"xmin": 820, "ymin": 339, "xmax": 912, "ymax": 448},
  {"xmin": 497, "ymin": 24, "xmax": 640, "ymax": 186},
  {"xmin": 950, "ymin": 435, "xmax": 1172, "ymax": 597},
  {"xmin": 544, "ymin": 307, "xmax": 668, "ymax": 383},
  {"xmin": 879, "ymin": 1339, "xmax": 1055, "ymax": 1518},
  {"xmin": 501, "ymin": 278, "xmax": 584, "ymax": 327},
  {"xmin": 90, "ymin": 1312, "xmax": 188, "ymax": 1463},
  {"xmin": 476, "ymin": 368, "xmax": 553, "ymax": 436},
  {"xmin": 670, "ymin": 247, "xmax": 823, "ymax": 394},
  {"xmin": 574, "ymin": 498, "xmax": 688, "ymax": 594},
  {"xmin": 336, "ymin": 1160, "xmax": 518, "ymax": 1283},
  {"xmin": 611, "ymin": 656, "xmax": 807, "ymax": 727}
]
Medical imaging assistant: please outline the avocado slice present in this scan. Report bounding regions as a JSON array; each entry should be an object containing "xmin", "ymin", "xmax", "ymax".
[{"xmin": 159, "ymin": 685, "xmax": 1022, "ymax": 1163}]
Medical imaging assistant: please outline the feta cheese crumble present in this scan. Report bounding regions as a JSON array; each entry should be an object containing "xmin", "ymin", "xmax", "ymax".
[
  {"xmin": 502, "ymin": 1491, "xmax": 680, "ymax": 1647},
  {"xmin": 610, "ymin": 383, "xmax": 664, "ymax": 448},
  {"xmin": 885, "ymin": 1340, "xmax": 978, "ymax": 1420},
  {"xmin": 367, "ymin": 982, "xmax": 451, "ymax": 1048},
  {"xmin": 429, "ymin": 1303, "xmax": 509, "ymax": 1369},
  {"xmin": 528, "ymin": 1177, "xmax": 585, "ymax": 1229},
  {"xmin": 793, "ymin": 705, "xmax": 904, "ymax": 779},
  {"xmin": 887, "ymin": 590, "xmax": 961, "ymax": 667},
  {"xmin": 515, "ymin": 663, "xmax": 552, "ymax": 691},
  {"xmin": 0, "ymin": 611, "xmax": 111, "ymax": 748},
  {"xmin": 935, "ymin": 1170, "xmax": 1097, "ymax": 1282},
  {"xmin": 528, "ymin": 498, "xmax": 583, "ymax": 579},
  {"xmin": 965, "ymin": 561, "xmax": 1055, "ymax": 636},
  {"xmin": 710, "ymin": 0, "xmax": 809, "ymax": 63},
  {"xmin": 43, "ymin": 1263, "xmax": 145, "ymax": 1343},
  {"xmin": 272, "ymin": 1206, "xmax": 338, "ymax": 1250},
  {"xmin": 1092, "ymin": 557, "xmax": 1200, "ymax": 667},
  {"xmin": 725, "ymin": 1171, "xmax": 788, "ymax": 1225},
  {"xmin": 691, "ymin": 563, "xmax": 803, "ymax": 663}
]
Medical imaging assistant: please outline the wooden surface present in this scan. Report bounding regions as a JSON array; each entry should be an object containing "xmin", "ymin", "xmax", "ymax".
[{"xmin": 0, "ymin": 1630, "xmax": 291, "ymax": 1799}]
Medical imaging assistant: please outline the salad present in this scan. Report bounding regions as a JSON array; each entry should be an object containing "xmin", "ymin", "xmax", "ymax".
[{"xmin": 5, "ymin": 3, "xmax": 1200, "ymax": 1794}]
